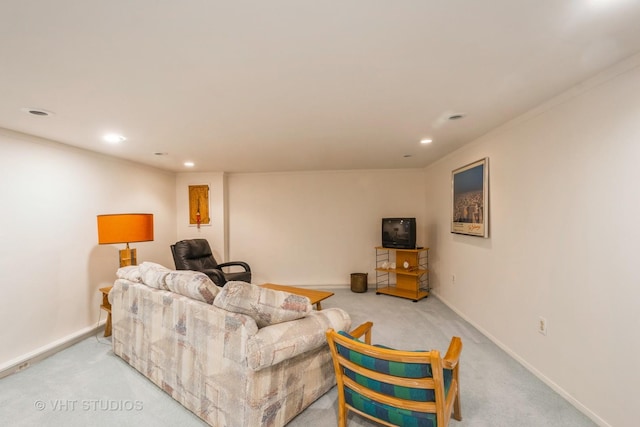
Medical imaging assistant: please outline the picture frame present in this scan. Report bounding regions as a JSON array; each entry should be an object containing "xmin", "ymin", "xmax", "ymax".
[
  {"xmin": 451, "ymin": 157, "xmax": 489, "ymax": 238},
  {"xmin": 188, "ymin": 185, "xmax": 211, "ymax": 227}
]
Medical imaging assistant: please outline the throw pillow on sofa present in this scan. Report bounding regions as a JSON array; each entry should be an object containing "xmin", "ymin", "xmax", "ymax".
[
  {"xmin": 165, "ymin": 270, "xmax": 219, "ymax": 304},
  {"xmin": 138, "ymin": 262, "xmax": 171, "ymax": 290},
  {"xmin": 214, "ymin": 281, "xmax": 312, "ymax": 328}
]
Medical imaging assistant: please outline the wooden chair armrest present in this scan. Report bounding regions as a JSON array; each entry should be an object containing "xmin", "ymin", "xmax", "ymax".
[
  {"xmin": 349, "ymin": 321, "xmax": 374, "ymax": 344},
  {"xmin": 442, "ymin": 336, "xmax": 462, "ymax": 369}
]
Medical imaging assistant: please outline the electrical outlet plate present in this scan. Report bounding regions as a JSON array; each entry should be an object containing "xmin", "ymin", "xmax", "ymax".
[
  {"xmin": 16, "ymin": 361, "xmax": 30, "ymax": 372},
  {"xmin": 538, "ymin": 317, "xmax": 547, "ymax": 336}
]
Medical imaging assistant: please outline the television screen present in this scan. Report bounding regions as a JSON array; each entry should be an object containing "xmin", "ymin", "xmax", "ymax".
[{"xmin": 381, "ymin": 218, "xmax": 416, "ymax": 249}]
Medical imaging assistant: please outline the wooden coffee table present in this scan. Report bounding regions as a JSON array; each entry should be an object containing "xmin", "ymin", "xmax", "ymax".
[{"xmin": 260, "ymin": 283, "xmax": 334, "ymax": 310}]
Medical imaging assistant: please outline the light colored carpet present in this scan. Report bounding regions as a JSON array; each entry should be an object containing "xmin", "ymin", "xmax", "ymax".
[{"xmin": 0, "ymin": 288, "xmax": 595, "ymax": 426}]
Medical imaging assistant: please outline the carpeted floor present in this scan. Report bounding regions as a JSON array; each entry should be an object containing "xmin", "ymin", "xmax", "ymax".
[{"xmin": 0, "ymin": 288, "xmax": 596, "ymax": 426}]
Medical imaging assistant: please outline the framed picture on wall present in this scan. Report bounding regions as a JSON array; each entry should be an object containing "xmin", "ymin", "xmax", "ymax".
[
  {"xmin": 451, "ymin": 157, "xmax": 489, "ymax": 237},
  {"xmin": 188, "ymin": 185, "xmax": 211, "ymax": 228}
]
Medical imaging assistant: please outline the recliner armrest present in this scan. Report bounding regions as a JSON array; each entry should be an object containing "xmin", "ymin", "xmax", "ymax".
[
  {"xmin": 201, "ymin": 268, "xmax": 227, "ymax": 286},
  {"xmin": 217, "ymin": 261, "xmax": 251, "ymax": 272}
]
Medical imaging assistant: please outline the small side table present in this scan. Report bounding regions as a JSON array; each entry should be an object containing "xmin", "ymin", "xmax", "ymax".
[{"xmin": 99, "ymin": 286, "xmax": 113, "ymax": 337}]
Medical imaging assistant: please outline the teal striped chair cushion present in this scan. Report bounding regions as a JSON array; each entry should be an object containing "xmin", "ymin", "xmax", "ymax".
[{"xmin": 337, "ymin": 331, "xmax": 452, "ymax": 427}]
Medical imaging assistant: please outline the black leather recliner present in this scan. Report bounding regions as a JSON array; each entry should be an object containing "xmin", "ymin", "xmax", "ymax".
[{"xmin": 170, "ymin": 239, "xmax": 251, "ymax": 287}]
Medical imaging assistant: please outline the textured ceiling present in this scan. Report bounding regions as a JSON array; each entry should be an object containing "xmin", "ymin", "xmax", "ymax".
[{"xmin": 1, "ymin": 0, "xmax": 640, "ymax": 172}]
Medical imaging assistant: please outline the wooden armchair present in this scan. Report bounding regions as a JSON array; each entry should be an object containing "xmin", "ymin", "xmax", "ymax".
[{"xmin": 325, "ymin": 322, "xmax": 462, "ymax": 427}]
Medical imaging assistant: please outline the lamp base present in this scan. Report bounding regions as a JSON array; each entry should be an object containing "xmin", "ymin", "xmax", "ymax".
[{"xmin": 119, "ymin": 247, "xmax": 137, "ymax": 267}]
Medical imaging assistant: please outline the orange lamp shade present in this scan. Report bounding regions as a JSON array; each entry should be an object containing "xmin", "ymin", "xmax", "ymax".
[{"xmin": 97, "ymin": 213, "xmax": 154, "ymax": 244}]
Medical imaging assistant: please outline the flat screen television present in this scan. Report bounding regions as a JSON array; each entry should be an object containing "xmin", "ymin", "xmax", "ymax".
[{"xmin": 381, "ymin": 218, "xmax": 416, "ymax": 249}]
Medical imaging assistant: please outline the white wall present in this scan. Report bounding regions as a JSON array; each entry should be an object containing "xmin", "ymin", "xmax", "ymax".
[
  {"xmin": 424, "ymin": 58, "xmax": 640, "ymax": 427},
  {"xmin": 227, "ymin": 169, "xmax": 426, "ymax": 286},
  {"xmin": 0, "ymin": 129, "xmax": 176, "ymax": 370},
  {"xmin": 175, "ymin": 172, "xmax": 227, "ymax": 262}
]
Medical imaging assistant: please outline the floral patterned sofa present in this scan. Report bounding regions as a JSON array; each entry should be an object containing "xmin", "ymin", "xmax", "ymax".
[{"xmin": 109, "ymin": 262, "xmax": 351, "ymax": 427}]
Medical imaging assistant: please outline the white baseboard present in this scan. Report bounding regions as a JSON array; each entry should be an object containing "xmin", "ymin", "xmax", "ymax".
[
  {"xmin": 261, "ymin": 284, "xmax": 351, "ymax": 290},
  {"xmin": 313, "ymin": 284, "xmax": 351, "ymax": 290},
  {"xmin": 0, "ymin": 320, "xmax": 106, "ymax": 379},
  {"xmin": 432, "ymin": 291, "xmax": 611, "ymax": 427}
]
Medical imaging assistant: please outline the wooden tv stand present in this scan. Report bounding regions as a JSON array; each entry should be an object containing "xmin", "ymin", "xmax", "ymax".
[{"xmin": 375, "ymin": 246, "xmax": 429, "ymax": 302}]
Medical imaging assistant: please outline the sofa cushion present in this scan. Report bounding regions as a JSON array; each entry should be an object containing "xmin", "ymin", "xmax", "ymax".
[
  {"xmin": 164, "ymin": 270, "xmax": 220, "ymax": 304},
  {"xmin": 138, "ymin": 262, "xmax": 171, "ymax": 290},
  {"xmin": 213, "ymin": 281, "xmax": 312, "ymax": 328},
  {"xmin": 116, "ymin": 265, "xmax": 142, "ymax": 283}
]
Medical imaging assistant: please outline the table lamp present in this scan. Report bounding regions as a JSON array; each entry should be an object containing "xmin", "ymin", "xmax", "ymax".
[{"xmin": 97, "ymin": 213, "xmax": 154, "ymax": 267}]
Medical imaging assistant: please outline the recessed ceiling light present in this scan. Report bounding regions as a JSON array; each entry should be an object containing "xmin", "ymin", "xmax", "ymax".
[
  {"xmin": 448, "ymin": 113, "xmax": 465, "ymax": 120},
  {"xmin": 184, "ymin": 161, "xmax": 195, "ymax": 167},
  {"xmin": 22, "ymin": 107, "xmax": 54, "ymax": 117},
  {"xmin": 154, "ymin": 152, "xmax": 168, "ymax": 156},
  {"xmin": 103, "ymin": 133, "xmax": 126, "ymax": 143},
  {"xmin": 420, "ymin": 138, "xmax": 433, "ymax": 144}
]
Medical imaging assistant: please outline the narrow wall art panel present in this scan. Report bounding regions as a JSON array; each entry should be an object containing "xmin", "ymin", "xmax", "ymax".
[{"xmin": 188, "ymin": 185, "xmax": 210, "ymax": 228}]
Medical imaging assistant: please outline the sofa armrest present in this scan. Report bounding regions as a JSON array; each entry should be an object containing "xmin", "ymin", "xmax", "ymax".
[{"xmin": 247, "ymin": 307, "xmax": 351, "ymax": 371}]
